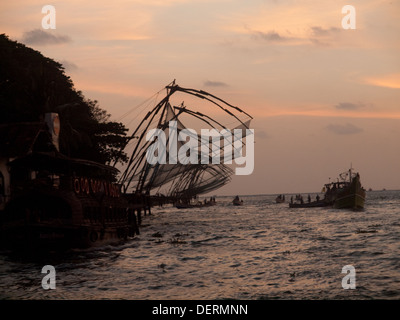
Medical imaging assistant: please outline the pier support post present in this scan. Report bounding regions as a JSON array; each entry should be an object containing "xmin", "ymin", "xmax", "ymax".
[{"xmin": 137, "ymin": 208, "xmax": 142, "ymax": 226}]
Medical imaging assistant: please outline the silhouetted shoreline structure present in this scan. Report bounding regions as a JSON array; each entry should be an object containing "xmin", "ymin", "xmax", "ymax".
[{"xmin": 0, "ymin": 80, "xmax": 252, "ymax": 249}]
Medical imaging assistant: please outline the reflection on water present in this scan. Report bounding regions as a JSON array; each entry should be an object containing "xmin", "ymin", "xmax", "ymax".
[{"xmin": 1, "ymin": 190, "xmax": 400, "ymax": 299}]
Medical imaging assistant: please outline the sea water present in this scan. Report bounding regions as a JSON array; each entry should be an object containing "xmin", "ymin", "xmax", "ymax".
[{"xmin": 1, "ymin": 190, "xmax": 399, "ymax": 300}]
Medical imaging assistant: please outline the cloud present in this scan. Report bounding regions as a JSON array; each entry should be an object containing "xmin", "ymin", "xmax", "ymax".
[
  {"xmin": 250, "ymin": 29, "xmax": 295, "ymax": 43},
  {"xmin": 335, "ymin": 102, "xmax": 366, "ymax": 111},
  {"xmin": 363, "ymin": 74, "xmax": 400, "ymax": 89},
  {"xmin": 326, "ymin": 123, "xmax": 363, "ymax": 135},
  {"xmin": 308, "ymin": 26, "xmax": 341, "ymax": 46},
  {"xmin": 241, "ymin": 24, "xmax": 298, "ymax": 44},
  {"xmin": 203, "ymin": 80, "xmax": 229, "ymax": 87},
  {"xmin": 21, "ymin": 29, "xmax": 71, "ymax": 45},
  {"xmin": 310, "ymin": 26, "xmax": 341, "ymax": 37},
  {"xmin": 246, "ymin": 25, "xmax": 341, "ymax": 46},
  {"xmin": 253, "ymin": 30, "xmax": 288, "ymax": 42},
  {"xmin": 256, "ymin": 130, "xmax": 269, "ymax": 139},
  {"xmin": 60, "ymin": 60, "xmax": 78, "ymax": 71}
]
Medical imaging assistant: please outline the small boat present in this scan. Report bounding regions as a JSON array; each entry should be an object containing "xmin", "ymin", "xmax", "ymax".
[
  {"xmin": 289, "ymin": 200, "xmax": 329, "ymax": 208},
  {"xmin": 175, "ymin": 202, "xmax": 202, "ymax": 209},
  {"xmin": 232, "ymin": 196, "xmax": 243, "ymax": 206},
  {"xmin": 175, "ymin": 198, "xmax": 216, "ymax": 209},
  {"xmin": 275, "ymin": 195, "xmax": 285, "ymax": 203}
]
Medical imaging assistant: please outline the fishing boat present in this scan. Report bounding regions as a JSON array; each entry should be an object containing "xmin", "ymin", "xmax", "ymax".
[
  {"xmin": 175, "ymin": 202, "xmax": 200, "ymax": 209},
  {"xmin": 175, "ymin": 200, "xmax": 216, "ymax": 209},
  {"xmin": 289, "ymin": 199, "xmax": 329, "ymax": 208},
  {"xmin": 174, "ymin": 195, "xmax": 216, "ymax": 209},
  {"xmin": 232, "ymin": 196, "xmax": 243, "ymax": 206},
  {"xmin": 288, "ymin": 168, "xmax": 366, "ymax": 210},
  {"xmin": 323, "ymin": 168, "xmax": 366, "ymax": 210},
  {"xmin": 275, "ymin": 194, "xmax": 285, "ymax": 203}
]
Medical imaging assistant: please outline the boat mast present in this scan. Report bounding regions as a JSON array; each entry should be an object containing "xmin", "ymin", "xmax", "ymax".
[{"xmin": 349, "ymin": 163, "xmax": 353, "ymax": 183}]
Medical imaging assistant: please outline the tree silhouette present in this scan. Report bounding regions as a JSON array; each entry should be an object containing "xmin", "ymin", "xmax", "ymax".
[{"xmin": 0, "ymin": 34, "xmax": 129, "ymax": 166}]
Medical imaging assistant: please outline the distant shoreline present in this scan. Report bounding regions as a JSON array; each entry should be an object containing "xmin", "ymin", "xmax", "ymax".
[{"xmin": 202, "ymin": 189, "xmax": 400, "ymax": 198}]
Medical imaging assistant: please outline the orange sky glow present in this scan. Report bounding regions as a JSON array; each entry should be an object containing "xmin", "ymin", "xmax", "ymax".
[{"xmin": 2, "ymin": 0, "xmax": 399, "ymax": 194}]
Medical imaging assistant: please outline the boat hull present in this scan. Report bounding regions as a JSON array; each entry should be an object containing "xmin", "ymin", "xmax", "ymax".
[
  {"xmin": 289, "ymin": 200, "xmax": 329, "ymax": 208},
  {"xmin": 175, "ymin": 202, "xmax": 215, "ymax": 209},
  {"xmin": 333, "ymin": 191, "xmax": 366, "ymax": 210},
  {"xmin": 333, "ymin": 174, "xmax": 366, "ymax": 210}
]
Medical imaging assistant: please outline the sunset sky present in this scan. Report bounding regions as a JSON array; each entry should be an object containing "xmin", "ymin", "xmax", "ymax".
[{"xmin": 2, "ymin": 0, "xmax": 400, "ymax": 195}]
